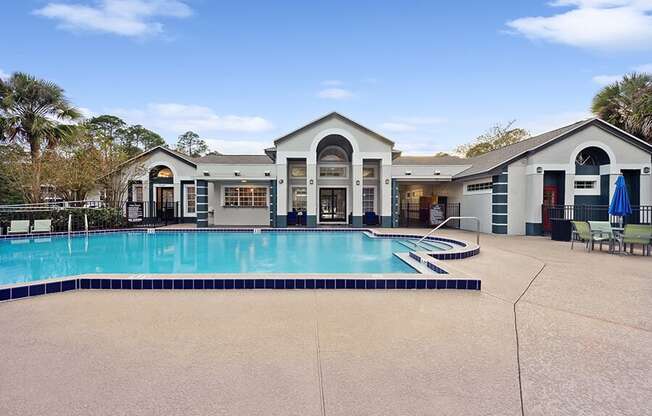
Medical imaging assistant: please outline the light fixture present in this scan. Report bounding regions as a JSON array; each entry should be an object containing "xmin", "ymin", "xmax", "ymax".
[
  {"xmin": 279, "ymin": 179, "xmax": 284, "ymax": 184},
  {"xmin": 203, "ymin": 171, "xmax": 210, "ymax": 177},
  {"xmin": 356, "ymin": 180, "xmax": 360, "ymax": 186},
  {"xmin": 644, "ymin": 167, "xmax": 651, "ymax": 174},
  {"xmin": 434, "ymin": 170, "xmax": 441, "ymax": 175},
  {"xmin": 536, "ymin": 167, "xmax": 543, "ymax": 174},
  {"xmin": 385, "ymin": 179, "xmax": 390, "ymax": 185},
  {"xmin": 309, "ymin": 179, "xmax": 314, "ymax": 185},
  {"xmin": 234, "ymin": 170, "xmax": 241, "ymax": 176},
  {"xmin": 241, "ymin": 179, "xmax": 247, "ymax": 183},
  {"xmin": 405, "ymin": 171, "xmax": 412, "ymax": 176},
  {"xmin": 264, "ymin": 171, "xmax": 271, "ymax": 177}
]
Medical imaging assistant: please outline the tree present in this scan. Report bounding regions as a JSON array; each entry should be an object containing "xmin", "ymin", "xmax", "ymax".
[
  {"xmin": 456, "ymin": 120, "xmax": 529, "ymax": 158},
  {"xmin": 122, "ymin": 124, "xmax": 165, "ymax": 156},
  {"xmin": 0, "ymin": 72, "xmax": 81, "ymax": 202},
  {"xmin": 176, "ymin": 131, "xmax": 208, "ymax": 157},
  {"xmin": 0, "ymin": 144, "xmax": 27, "ymax": 204},
  {"xmin": 87, "ymin": 115, "xmax": 127, "ymax": 144},
  {"xmin": 591, "ymin": 72, "xmax": 652, "ymax": 143}
]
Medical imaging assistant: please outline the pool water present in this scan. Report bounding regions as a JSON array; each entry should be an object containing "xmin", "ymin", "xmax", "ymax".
[{"xmin": 0, "ymin": 231, "xmax": 432, "ymax": 285}]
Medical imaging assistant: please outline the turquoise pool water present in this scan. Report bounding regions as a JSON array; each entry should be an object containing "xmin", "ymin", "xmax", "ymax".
[{"xmin": 0, "ymin": 231, "xmax": 434, "ymax": 285}]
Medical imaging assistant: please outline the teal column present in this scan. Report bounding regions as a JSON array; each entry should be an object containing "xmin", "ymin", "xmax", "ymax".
[
  {"xmin": 391, "ymin": 179, "xmax": 400, "ymax": 227},
  {"xmin": 491, "ymin": 170, "xmax": 508, "ymax": 234},
  {"xmin": 269, "ymin": 180, "xmax": 277, "ymax": 227},
  {"xmin": 196, "ymin": 180, "xmax": 208, "ymax": 228}
]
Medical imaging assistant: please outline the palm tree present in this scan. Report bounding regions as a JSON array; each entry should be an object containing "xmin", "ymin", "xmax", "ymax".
[
  {"xmin": 592, "ymin": 73, "xmax": 652, "ymax": 143},
  {"xmin": 0, "ymin": 72, "xmax": 81, "ymax": 201}
]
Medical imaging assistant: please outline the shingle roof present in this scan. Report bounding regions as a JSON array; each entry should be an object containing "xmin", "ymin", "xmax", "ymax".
[
  {"xmin": 196, "ymin": 154, "xmax": 274, "ymax": 164},
  {"xmin": 453, "ymin": 119, "xmax": 594, "ymax": 178},
  {"xmin": 393, "ymin": 155, "xmax": 469, "ymax": 165}
]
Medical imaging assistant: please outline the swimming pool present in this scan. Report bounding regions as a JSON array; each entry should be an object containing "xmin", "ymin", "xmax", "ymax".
[{"xmin": 0, "ymin": 231, "xmax": 454, "ymax": 285}]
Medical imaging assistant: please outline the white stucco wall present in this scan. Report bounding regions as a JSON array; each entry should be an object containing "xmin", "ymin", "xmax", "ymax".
[
  {"xmin": 208, "ymin": 181, "xmax": 270, "ymax": 226},
  {"xmin": 508, "ymin": 159, "xmax": 527, "ymax": 235},
  {"xmin": 460, "ymin": 177, "xmax": 493, "ymax": 234}
]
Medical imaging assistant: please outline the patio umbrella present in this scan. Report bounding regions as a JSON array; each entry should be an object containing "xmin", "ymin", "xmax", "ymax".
[{"xmin": 608, "ymin": 175, "xmax": 632, "ymax": 227}]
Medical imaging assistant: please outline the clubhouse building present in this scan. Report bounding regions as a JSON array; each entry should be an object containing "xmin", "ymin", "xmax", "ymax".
[{"xmin": 118, "ymin": 112, "xmax": 652, "ymax": 235}]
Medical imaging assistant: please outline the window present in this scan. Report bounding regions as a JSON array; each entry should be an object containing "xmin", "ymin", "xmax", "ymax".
[
  {"xmin": 150, "ymin": 166, "xmax": 173, "ymax": 179},
  {"xmin": 133, "ymin": 184, "xmax": 143, "ymax": 202},
  {"xmin": 292, "ymin": 187, "xmax": 307, "ymax": 211},
  {"xmin": 223, "ymin": 187, "xmax": 268, "ymax": 207},
  {"xmin": 320, "ymin": 166, "xmax": 347, "ymax": 177},
  {"xmin": 318, "ymin": 146, "xmax": 348, "ymax": 162},
  {"xmin": 186, "ymin": 185, "xmax": 196, "ymax": 214},
  {"xmin": 574, "ymin": 181, "xmax": 596, "ymax": 189},
  {"xmin": 363, "ymin": 187, "xmax": 375, "ymax": 213},
  {"xmin": 363, "ymin": 167, "xmax": 376, "ymax": 178},
  {"xmin": 290, "ymin": 166, "xmax": 306, "ymax": 177},
  {"xmin": 466, "ymin": 182, "xmax": 493, "ymax": 192}
]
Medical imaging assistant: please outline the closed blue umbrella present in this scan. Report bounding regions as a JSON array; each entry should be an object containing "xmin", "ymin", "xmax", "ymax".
[{"xmin": 609, "ymin": 176, "xmax": 632, "ymax": 226}]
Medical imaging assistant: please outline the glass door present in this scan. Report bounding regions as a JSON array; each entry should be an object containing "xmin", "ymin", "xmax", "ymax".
[{"xmin": 319, "ymin": 188, "xmax": 347, "ymax": 222}]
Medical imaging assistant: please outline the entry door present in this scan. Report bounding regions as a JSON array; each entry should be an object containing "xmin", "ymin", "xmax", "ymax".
[
  {"xmin": 542, "ymin": 185, "xmax": 558, "ymax": 232},
  {"xmin": 156, "ymin": 187, "xmax": 175, "ymax": 219},
  {"xmin": 319, "ymin": 188, "xmax": 346, "ymax": 222}
]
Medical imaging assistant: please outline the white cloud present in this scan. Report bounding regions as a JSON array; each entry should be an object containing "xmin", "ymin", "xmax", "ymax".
[
  {"xmin": 0, "ymin": 68, "xmax": 9, "ymax": 81},
  {"xmin": 34, "ymin": 0, "xmax": 192, "ymax": 37},
  {"xmin": 112, "ymin": 103, "xmax": 274, "ymax": 134},
  {"xmin": 506, "ymin": 0, "xmax": 652, "ymax": 50},
  {"xmin": 204, "ymin": 138, "xmax": 270, "ymax": 155},
  {"xmin": 634, "ymin": 63, "xmax": 652, "ymax": 73},
  {"xmin": 592, "ymin": 74, "xmax": 622, "ymax": 85},
  {"xmin": 317, "ymin": 88, "xmax": 354, "ymax": 100},
  {"xmin": 321, "ymin": 80, "xmax": 343, "ymax": 86}
]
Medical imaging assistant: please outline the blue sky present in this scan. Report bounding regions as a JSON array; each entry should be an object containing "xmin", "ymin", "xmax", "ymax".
[{"xmin": 1, "ymin": 0, "xmax": 651, "ymax": 154}]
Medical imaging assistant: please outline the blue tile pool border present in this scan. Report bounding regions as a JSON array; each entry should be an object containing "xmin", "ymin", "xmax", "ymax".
[{"xmin": 0, "ymin": 276, "xmax": 481, "ymax": 303}]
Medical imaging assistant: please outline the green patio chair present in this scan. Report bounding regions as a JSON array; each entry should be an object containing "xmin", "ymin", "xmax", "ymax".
[
  {"xmin": 571, "ymin": 221, "xmax": 611, "ymax": 251},
  {"xmin": 588, "ymin": 221, "xmax": 618, "ymax": 252},
  {"xmin": 622, "ymin": 224, "xmax": 652, "ymax": 256},
  {"xmin": 7, "ymin": 220, "xmax": 30, "ymax": 235},
  {"xmin": 31, "ymin": 219, "xmax": 52, "ymax": 233}
]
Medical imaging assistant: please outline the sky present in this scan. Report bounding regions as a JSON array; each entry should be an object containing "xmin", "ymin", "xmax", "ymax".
[{"xmin": 1, "ymin": 0, "xmax": 651, "ymax": 155}]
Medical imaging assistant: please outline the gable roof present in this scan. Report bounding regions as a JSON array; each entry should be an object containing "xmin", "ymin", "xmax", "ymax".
[
  {"xmin": 393, "ymin": 154, "xmax": 469, "ymax": 166},
  {"xmin": 273, "ymin": 112, "xmax": 395, "ymax": 146},
  {"xmin": 115, "ymin": 145, "xmax": 198, "ymax": 171},
  {"xmin": 196, "ymin": 154, "xmax": 274, "ymax": 164},
  {"xmin": 453, "ymin": 118, "xmax": 652, "ymax": 179}
]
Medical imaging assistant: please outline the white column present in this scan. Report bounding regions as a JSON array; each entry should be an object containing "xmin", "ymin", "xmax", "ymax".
[
  {"xmin": 306, "ymin": 162, "xmax": 317, "ymax": 226},
  {"xmin": 564, "ymin": 173, "xmax": 574, "ymax": 206},
  {"xmin": 276, "ymin": 163, "xmax": 287, "ymax": 217},
  {"xmin": 380, "ymin": 163, "xmax": 392, "ymax": 224},
  {"xmin": 352, "ymin": 161, "xmax": 363, "ymax": 226}
]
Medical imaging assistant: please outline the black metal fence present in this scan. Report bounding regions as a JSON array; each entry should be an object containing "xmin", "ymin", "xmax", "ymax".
[
  {"xmin": 542, "ymin": 204, "xmax": 652, "ymax": 231},
  {"xmin": 399, "ymin": 202, "xmax": 460, "ymax": 228}
]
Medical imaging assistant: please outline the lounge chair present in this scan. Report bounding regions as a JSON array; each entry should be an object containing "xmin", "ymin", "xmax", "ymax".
[
  {"xmin": 571, "ymin": 221, "xmax": 611, "ymax": 251},
  {"xmin": 588, "ymin": 221, "xmax": 618, "ymax": 252},
  {"xmin": 7, "ymin": 220, "xmax": 30, "ymax": 235},
  {"xmin": 364, "ymin": 211, "xmax": 379, "ymax": 226},
  {"xmin": 31, "ymin": 219, "xmax": 52, "ymax": 233},
  {"xmin": 622, "ymin": 224, "xmax": 652, "ymax": 255}
]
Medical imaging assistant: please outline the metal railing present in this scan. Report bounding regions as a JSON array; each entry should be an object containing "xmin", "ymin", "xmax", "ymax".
[
  {"xmin": 417, "ymin": 216, "xmax": 480, "ymax": 246},
  {"xmin": 542, "ymin": 204, "xmax": 652, "ymax": 232}
]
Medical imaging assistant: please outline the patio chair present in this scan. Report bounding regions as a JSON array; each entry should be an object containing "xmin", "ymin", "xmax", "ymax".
[
  {"xmin": 31, "ymin": 219, "xmax": 52, "ymax": 233},
  {"xmin": 570, "ymin": 221, "xmax": 610, "ymax": 251},
  {"xmin": 622, "ymin": 224, "xmax": 652, "ymax": 256},
  {"xmin": 364, "ymin": 211, "xmax": 379, "ymax": 226},
  {"xmin": 588, "ymin": 221, "xmax": 618, "ymax": 252},
  {"xmin": 287, "ymin": 211, "xmax": 298, "ymax": 226},
  {"xmin": 7, "ymin": 220, "xmax": 30, "ymax": 235}
]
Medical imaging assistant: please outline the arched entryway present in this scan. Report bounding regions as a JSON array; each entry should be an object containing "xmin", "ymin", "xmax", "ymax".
[
  {"xmin": 149, "ymin": 165, "xmax": 176, "ymax": 220},
  {"xmin": 316, "ymin": 135, "xmax": 353, "ymax": 223}
]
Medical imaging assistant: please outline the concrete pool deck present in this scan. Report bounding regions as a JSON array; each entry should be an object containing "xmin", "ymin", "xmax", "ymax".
[{"xmin": 0, "ymin": 229, "xmax": 650, "ymax": 415}]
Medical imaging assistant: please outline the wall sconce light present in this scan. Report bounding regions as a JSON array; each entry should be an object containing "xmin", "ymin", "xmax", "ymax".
[
  {"xmin": 309, "ymin": 179, "xmax": 314, "ymax": 185},
  {"xmin": 203, "ymin": 171, "xmax": 210, "ymax": 177},
  {"xmin": 405, "ymin": 171, "xmax": 412, "ymax": 176},
  {"xmin": 536, "ymin": 167, "xmax": 543, "ymax": 174},
  {"xmin": 234, "ymin": 171, "xmax": 241, "ymax": 176},
  {"xmin": 644, "ymin": 167, "xmax": 651, "ymax": 174},
  {"xmin": 385, "ymin": 179, "xmax": 390, "ymax": 185},
  {"xmin": 356, "ymin": 180, "xmax": 360, "ymax": 186},
  {"xmin": 279, "ymin": 179, "xmax": 284, "ymax": 184},
  {"xmin": 434, "ymin": 170, "xmax": 441, "ymax": 176},
  {"xmin": 264, "ymin": 171, "xmax": 271, "ymax": 177}
]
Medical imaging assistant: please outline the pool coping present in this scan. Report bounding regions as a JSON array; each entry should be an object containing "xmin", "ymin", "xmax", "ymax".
[{"xmin": 0, "ymin": 228, "xmax": 482, "ymax": 303}]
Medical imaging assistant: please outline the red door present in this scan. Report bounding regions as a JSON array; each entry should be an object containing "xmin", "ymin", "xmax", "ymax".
[{"xmin": 542, "ymin": 185, "xmax": 558, "ymax": 232}]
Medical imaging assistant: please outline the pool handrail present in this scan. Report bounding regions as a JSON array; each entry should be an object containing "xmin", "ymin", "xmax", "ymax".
[{"xmin": 416, "ymin": 216, "xmax": 480, "ymax": 246}]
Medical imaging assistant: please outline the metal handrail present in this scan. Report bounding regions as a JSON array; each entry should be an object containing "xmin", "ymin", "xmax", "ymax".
[{"xmin": 417, "ymin": 216, "xmax": 480, "ymax": 246}]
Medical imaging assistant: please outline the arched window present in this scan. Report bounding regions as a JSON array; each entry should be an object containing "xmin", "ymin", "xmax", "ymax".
[
  {"xmin": 318, "ymin": 145, "xmax": 348, "ymax": 162},
  {"xmin": 150, "ymin": 166, "xmax": 174, "ymax": 179}
]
